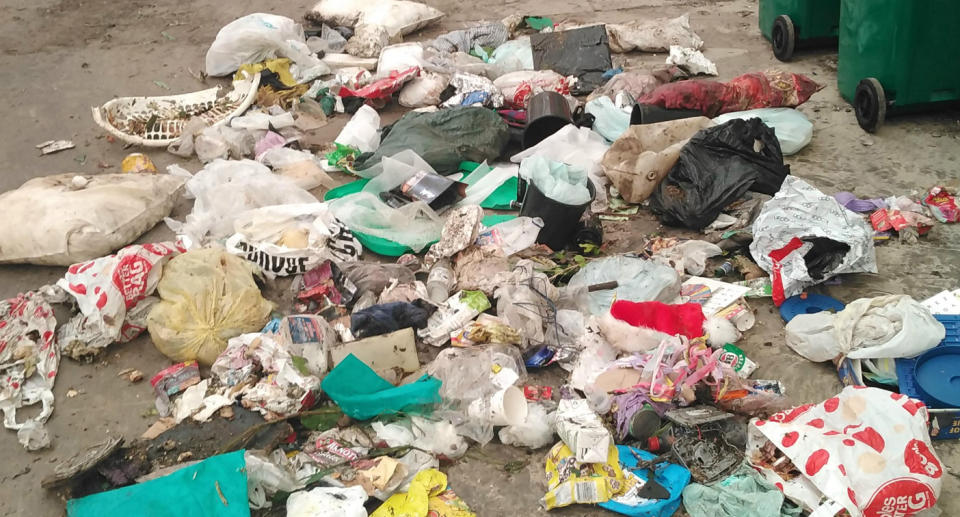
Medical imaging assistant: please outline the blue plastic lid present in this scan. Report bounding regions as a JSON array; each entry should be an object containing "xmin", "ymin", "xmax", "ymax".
[
  {"xmin": 780, "ymin": 294, "xmax": 845, "ymax": 322},
  {"xmin": 914, "ymin": 345, "xmax": 960, "ymax": 408}
]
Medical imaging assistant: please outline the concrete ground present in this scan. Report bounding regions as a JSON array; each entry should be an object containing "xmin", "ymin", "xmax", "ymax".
[{"xmin": 1, "ymin": 0, "xmax": 959, "ymax": 515}]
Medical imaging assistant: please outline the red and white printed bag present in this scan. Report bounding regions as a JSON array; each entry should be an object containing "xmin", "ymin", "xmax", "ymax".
[{"xmin": 748, "ymin": 386, "xmax": 942, "ymax": 517}]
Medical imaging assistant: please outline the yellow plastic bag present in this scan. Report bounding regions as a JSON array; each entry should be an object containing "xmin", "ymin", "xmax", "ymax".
[
  {"xmin": 372, "ymin": 469, "xmax": 475, "ymax": 517},
  {"xmin": 147, "ymin": 248, "xmax": 274, "ymax": 365},
  {"xmin": 542, "ymin": 441, "xmax": 632, "ymax": 510}
]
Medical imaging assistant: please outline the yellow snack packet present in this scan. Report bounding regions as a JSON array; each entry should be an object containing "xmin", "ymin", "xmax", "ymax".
[{"xmin": 542, "ymin": 441, "xmax": 632, "ymax": 510}]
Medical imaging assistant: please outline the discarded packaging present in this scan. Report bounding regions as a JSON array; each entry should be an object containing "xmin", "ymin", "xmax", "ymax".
[
  {"xmin": 638, "ymin": 69, "xmax": 822, "ymax": 118},
  {"xmin": 555, "ymin": 398, "xmax": 613, "ymax": 463},
  {"xmin": 542, "ymin": 441, "xmax": 627, "ymax": 509},
  {"xmin": 55, "ymin": 242, "xmax": 182, "ymax": 360}
]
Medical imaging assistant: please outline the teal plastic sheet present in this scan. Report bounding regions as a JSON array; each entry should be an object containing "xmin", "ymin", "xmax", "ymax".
[
  {"xmin": 682, "ymin": 463, "xmax": 802, "ymax": 517},
  {"xmin": 67, "ymin": 450, "xmax": 249, "ymax": 517},
  {"xmin": 322, "ymin": 354, "xmax": 442, "ymax": 420}
]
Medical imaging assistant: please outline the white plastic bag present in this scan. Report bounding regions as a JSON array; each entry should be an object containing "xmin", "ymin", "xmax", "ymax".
[
  {"xmin": 750, "ymin": 176, "xmax": 878, "ymax": 299},
  {"xmin": 327, "ymin": 192, "xmax": 443, "ymax": 252},
  {"xmin": 288, "ymin": 486, "xmax": 369, "ymax": 517},
  {"xmin": 335, "ymin": 104, "xmax": 381, "ymax": 153},
  {"xmin": 488, "ymin": 36, "xmax": 533, "ymax": 78},
  {"xmin": 714, "ymin": 108, "xmax": 813, "ymax": 155},
  {"xmin": 376, "ymin": 42, "xmax": 428, "ymax": 78},
  {"xmin": 225, "ymin": 203, "xmax": 362, "ymax": 278},
  {"xmin": 399, "ymin": 72, "xmax": 451, "ymax": 108},
  {"xmin": 788, "ymin": 295, "xmax": 946, "ymax": 361},
  {"xmin": 258, "ymin": 147, "xmax": 336, "ymax": 191},
  {"xmin": 747, "ymin": 387, "xmax": 943, "ymax": 517},
  {"xmin": 307, "ymin": 0, "xmax": 444, "ymax": 37},
  {"xmin": 494, "ymin": 69, "xmax": 571, "ymax": 109},
  {"xmin": 205, "ymin": 13, "xmax": 326, "ymax": 77},
  {"xmin": 499, "ymin": 402, "xmax": 556, "ymax": 449},
  {"xmin": 165, "ymin": 159, "xmax": 318, "ymax": 245},
  {"xmin": 0, "ymin": 173, "xmax": 185, "ymax": 266},
  {"xmin": 666, "ymin": 45, "xmax": 717, "ymax": 76},
  {"xmin": 605, "ymin": 15, "xmax": 704, "ymax": 53}
]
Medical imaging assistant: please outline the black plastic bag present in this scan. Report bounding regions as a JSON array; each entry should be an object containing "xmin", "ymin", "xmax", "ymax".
[
  {"xmin": 354, "ymin": 107, "xmax": 510, "ymax": 174},
  {"xmin": 350, "ymin": 301, "xmax": 435, "ymax": 339},
  {"xmin": 531, "ymin": 25, "xmax": 612, "ymax": 96},
  {"xmin": 648, "ymin": 118, "xmax": 790, "ymax": 230}
]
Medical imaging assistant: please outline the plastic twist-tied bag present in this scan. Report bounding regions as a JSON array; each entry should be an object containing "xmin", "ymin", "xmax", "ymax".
[{"xmin": 147, "ymin": 248, "xmax": 275, "ymax": 365}]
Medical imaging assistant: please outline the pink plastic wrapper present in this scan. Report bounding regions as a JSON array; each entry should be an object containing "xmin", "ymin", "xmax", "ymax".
[
  {"xmin": 748, "ymin": 386, "xmax": 942, "ymax": 517},
  {"xmin": 56, "ymin": 242, "xmax": 184, "ymax": 360},
  {"xmin": 638, "ymin": 69, "xmax": 823, "ymax": 118}
]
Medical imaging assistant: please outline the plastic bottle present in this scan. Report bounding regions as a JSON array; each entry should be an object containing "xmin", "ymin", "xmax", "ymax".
[{"xmin": 426, "ymin": 259, "xmax": 455, "ymax": 304}]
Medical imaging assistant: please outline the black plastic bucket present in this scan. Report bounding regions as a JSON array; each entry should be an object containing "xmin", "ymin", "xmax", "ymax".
[
  {"xmin": 523, "ymin": 91, "xmax": 572, "ymax": 149},
  {"xmin": 630, "ymin": 103, "xmax": 703, "ymax": 125},
  {"xmin": 520, "ymin": 178, "xmax": 596, "ymax": 251}
]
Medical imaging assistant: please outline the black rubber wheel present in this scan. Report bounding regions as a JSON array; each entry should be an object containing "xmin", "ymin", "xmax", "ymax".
[
  {"xmin": 855, "ymin": 78, "xmax": 887, "ymax": 133},
  {"xmin": 772, "ymin": 15, "xmax": 797, "ymax": 61}
]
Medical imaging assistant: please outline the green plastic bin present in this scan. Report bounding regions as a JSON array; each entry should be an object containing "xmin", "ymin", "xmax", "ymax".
[
  {"xmin": 839, "ymin": 0, "xmax": 960, "ymax": 132},
  {"xmin": 759, "ymin": 0, "xmax": 841, "ymax": 61}
]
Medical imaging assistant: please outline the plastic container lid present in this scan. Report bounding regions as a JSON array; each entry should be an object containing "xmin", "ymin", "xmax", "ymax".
[
  {"xmin": 913, "ymin": 345, "xmax": 960, "ymax": 408},
  {"xmin": 779, "ymin": 293, "xmax": 845, "ymax": 322}
]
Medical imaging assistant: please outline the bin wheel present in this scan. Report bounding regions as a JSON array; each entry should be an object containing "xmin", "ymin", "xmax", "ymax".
[
  {"xmin": 772, "ymin": 15, "xmax": 796, "ymax": 61},
  {"xmin": 855, "ymin": 78, "xmax": 887, "ymax": 133}
]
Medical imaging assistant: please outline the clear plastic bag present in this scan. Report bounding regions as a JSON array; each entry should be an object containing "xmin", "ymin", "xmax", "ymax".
[
  {"xmin": 488, "ymin": 37, "xmax": 534, "ymax": 78},
  {"xmin": 327, "ymin": 192, "xmax": 443, "ymax": 252},
  {"xmin": 519, "ymin": 156, "xmax": 591, "ymax": 205},
  {"xmin": 165, "ymin": 159, "xmax": 318, "ymax": 245},
  {"xmin": 567, "ymin": 255, "xmax": 680, "ymax": 315},
  {"xmin": 585, "ymin": 96, "xmax": 631, "ymax": 142}
]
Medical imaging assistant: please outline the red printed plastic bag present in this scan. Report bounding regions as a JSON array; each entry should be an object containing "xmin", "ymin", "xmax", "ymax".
[
  {"xmin": 339, "ymin": 66, "xmax": 419, "ymax": 105},
  {"xmin": 56, "ymin": 242, "xmax": 183, "ymax": 360},
  {"xmin": 638, "ymin": 69, "xmax": 822, "ymax": 118},
  {"xmin": 0, "ymin": 291, "xmax": 58, "ymax": 450},
  {"xmin": 747, "ymin": 387, "xmax": 942, "ymax": 517}
]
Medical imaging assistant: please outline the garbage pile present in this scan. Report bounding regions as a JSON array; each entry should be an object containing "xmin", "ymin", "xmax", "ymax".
[{"xmin": 3, "ymin": 3, "xmax": 958, "ymax": 516}]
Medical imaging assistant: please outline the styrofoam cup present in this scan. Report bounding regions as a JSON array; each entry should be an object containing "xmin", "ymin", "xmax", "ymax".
[{"xmin": 467, "ymin": 386, "xmax": 528, "ymax": 426}]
